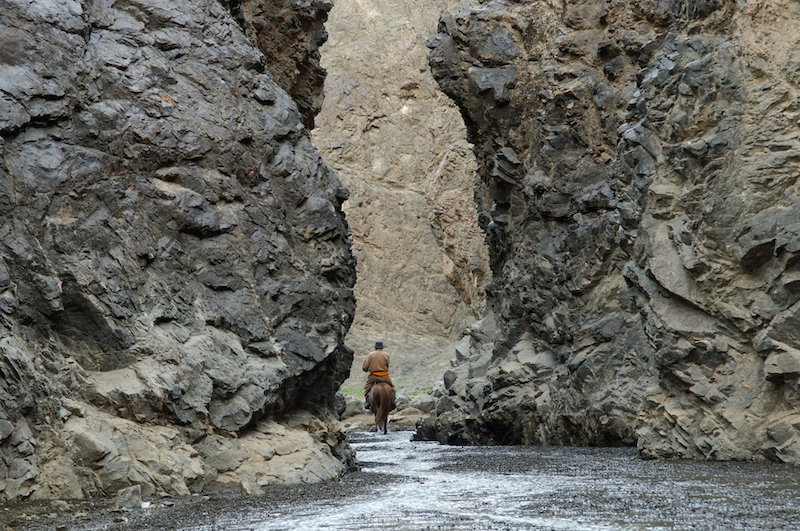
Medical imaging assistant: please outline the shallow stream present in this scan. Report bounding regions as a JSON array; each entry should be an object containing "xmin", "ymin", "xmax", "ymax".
[
  {"xmin": 206, "ymin": 431, "xmax": 800, "ymax": 531},
  {"xmin": 20, "ymin": 430, "xmax": 800, "ymax": 530}
]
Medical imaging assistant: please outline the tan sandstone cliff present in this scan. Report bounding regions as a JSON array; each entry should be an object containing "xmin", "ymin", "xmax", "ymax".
[{"xmin": 311, "ymin": 0, "xmax": 491, "ymax": 394}]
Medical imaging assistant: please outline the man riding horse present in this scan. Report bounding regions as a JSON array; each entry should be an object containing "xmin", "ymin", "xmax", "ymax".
[{"xmin": 363, "ymin": 341, "xmax": 396, "ymax": 411}]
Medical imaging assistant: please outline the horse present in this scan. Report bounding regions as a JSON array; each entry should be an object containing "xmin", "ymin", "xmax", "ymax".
[{"xmin": 368, "ymin": 382, "xmax": 392, "ymax": 434}]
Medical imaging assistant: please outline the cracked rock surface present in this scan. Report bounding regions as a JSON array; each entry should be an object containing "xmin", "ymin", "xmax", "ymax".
[
  {"xmin": 416, "ymin": 0, "xmax": 800, "ymax": 464},
  {"xmin": 0, "ymin": 0, "xmax": 355, "ymax": 500}
]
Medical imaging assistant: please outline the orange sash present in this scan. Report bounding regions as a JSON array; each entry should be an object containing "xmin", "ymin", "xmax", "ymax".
[{"xmin": 371, "ymin": 371, "xmax": 389, "ymax": 376}]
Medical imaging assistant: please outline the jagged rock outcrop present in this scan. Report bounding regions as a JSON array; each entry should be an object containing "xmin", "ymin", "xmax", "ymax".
[
  {"xmin": 231, "ymin": 0, "xmax": 332, "ymax": 129},
  {"xmin": 416, "ymin": 0, "xmax": 800, "ymax": 463},
  {"xmin": 0, "ymin": 0, "xmax": 355, "ymax": 501},
  {"xmin": 310, "ymin": 0, "xmax": 490, "ymax": 390}
]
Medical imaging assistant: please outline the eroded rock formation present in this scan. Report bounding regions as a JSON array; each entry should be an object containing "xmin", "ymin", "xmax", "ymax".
[
  {"xmin": 416, "ymin": 0, "xmax": 800, "ymax": 463},
  {"xmin": 0, "ymin": 0, "xmax": 355, "ymax": 500},
  {"xmin": 231, "ymin": 0, "xmax": 332, "ymax": 129}
]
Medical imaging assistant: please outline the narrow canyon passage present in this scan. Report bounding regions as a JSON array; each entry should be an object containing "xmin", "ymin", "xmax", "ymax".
[
  {"xmin": 4, "ymin": 0, "xmax": 800, "ymax": 513},
  {"xmin": 32, "ymin": 430, "xmax": 800, "ymax": 530},
  {"xmin": 310, "ymin": 0, "xmax": 490, "ymax": 398}
]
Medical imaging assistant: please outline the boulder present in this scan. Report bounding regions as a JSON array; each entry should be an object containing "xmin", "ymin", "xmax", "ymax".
[
  {"xmin": 410, "ymin": 394, "xmax": 436, "ymax": 414},
  {"xmin": 115, "ymin": 485, "xmax": 142, "ymax": 510}
]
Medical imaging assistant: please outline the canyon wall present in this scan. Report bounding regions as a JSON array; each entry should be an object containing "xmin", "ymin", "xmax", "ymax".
[
  {"xmin": 311, "ymin": 0, "xmax": 491, "ymax": 392},
  {"xmin": 0, "ymin": 0, "xmax": 356, "ymax": 500},
  {"xmin": 416, "ymin": 0, "xmax": 800, "ymax": 463}
]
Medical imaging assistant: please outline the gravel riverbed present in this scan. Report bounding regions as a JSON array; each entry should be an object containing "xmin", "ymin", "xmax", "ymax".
[{"xmin": 5, "ymin": 430, "xmax": 800, "ymax": 530}]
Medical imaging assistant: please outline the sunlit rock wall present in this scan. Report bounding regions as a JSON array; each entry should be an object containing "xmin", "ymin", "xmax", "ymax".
[
  {"xmin": 0, "ymin": 0, "xmax": 355, "ymax": 500},
  {"xmin": 416, "ymin": 0, "xmax": 800, "ymax": 463}
]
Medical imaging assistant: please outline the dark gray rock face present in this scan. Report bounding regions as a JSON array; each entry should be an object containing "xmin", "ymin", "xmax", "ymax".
[
  {"xmin": 0, "ymin": 0, "xmax": 355, "ymax": 500},
  {"xmin": 233, "ymin": 0, "xmax": 332, "ymax": 129},
  {"xmin": 417, "ymin": 0, "xmax": 800, "ymax": 463}
]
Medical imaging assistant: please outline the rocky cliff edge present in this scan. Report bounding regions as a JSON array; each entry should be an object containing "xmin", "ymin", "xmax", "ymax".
[
  {"xmin": 0, "ymin": 0, "xmax": 356, "ymax": 500},
  {"xmin": 416, "ymin": 0, "xmax": 800, "ymax": 463}
]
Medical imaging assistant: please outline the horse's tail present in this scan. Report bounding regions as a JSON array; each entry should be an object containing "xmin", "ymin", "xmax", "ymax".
[{"xmin": 376, "ymin": 383, "xmax": 392, "ymax": 434}]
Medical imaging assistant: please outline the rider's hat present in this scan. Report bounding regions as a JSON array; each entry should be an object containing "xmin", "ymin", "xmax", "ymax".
[{"xmin": 375, "ymin": 341, "xmax": 384, "ymax": 349}]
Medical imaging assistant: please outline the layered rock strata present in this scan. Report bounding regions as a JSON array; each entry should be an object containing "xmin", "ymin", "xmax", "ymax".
[
  {"xmin": 416, "ymin": 0, "xmax": 800, "ymax": 463},
  {"xmin": 0, "ymin": 0, "xmax": 355, "ymax": 500}
]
